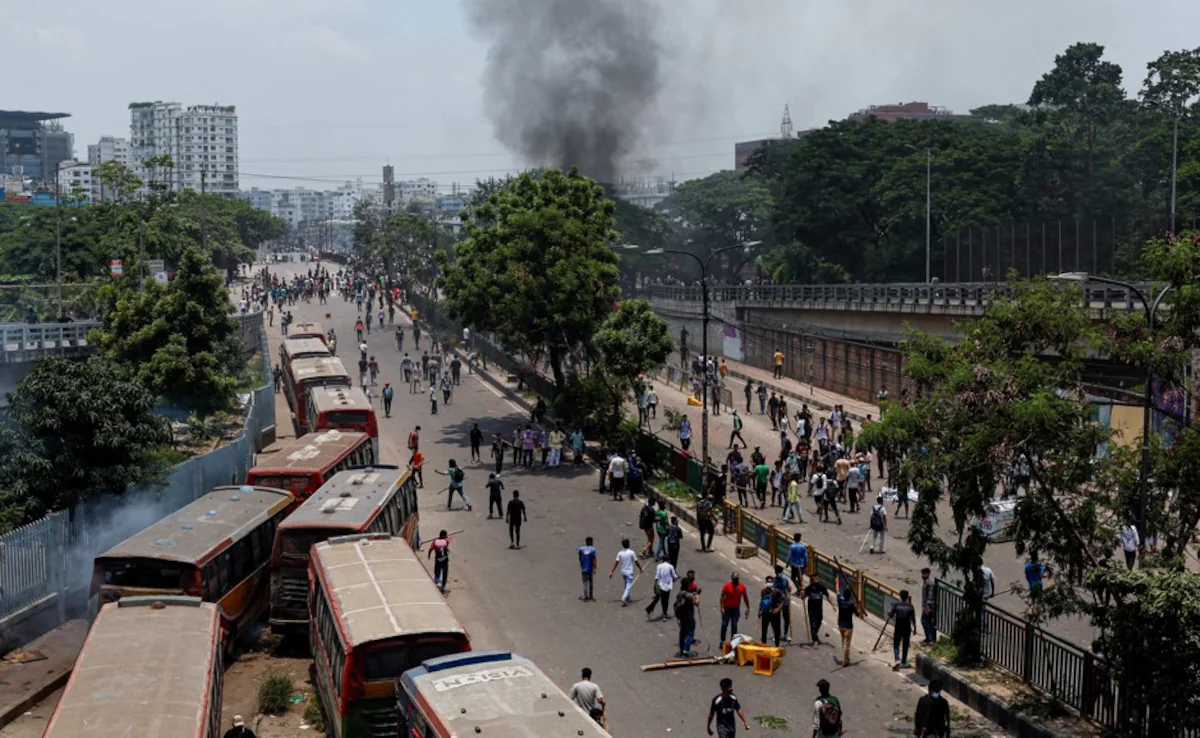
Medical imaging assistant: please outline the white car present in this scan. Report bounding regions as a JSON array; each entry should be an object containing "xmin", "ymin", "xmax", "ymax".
[{"xmin": 973, "ymin": 499, "xmax": 1019, "ymax": 542}]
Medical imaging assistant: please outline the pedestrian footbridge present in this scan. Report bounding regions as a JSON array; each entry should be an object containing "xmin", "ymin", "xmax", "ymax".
[{"xmin": 0, "ymin": 322, "xmax": 98, "ymax": 364}]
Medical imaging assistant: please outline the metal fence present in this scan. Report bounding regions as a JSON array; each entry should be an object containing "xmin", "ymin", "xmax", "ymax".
[
  {"xmin": 0, "ymin": 313, "xmax": 274, "ymax": 635},
  {"xmin": 0, "ymin": 283, "xmax": 104, "ymax": 322}
]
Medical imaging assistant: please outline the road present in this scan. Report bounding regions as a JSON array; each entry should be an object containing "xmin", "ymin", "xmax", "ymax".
[
  {"xmin": 0, "ymin": 262, "xmax": 1002, "ymax": 738},
  {"xmin": 263, "ymin": 262, "xmax": 1003, "ymax": 737}
]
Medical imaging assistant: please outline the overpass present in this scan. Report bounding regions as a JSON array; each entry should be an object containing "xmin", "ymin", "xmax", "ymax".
[
  {"xmin": 647, "ymin": 282, "xmax": 1150, "ymax": 403},
  {"xmin": 0, "ymin": 322, "xmax": 98, "ymax": 405}
]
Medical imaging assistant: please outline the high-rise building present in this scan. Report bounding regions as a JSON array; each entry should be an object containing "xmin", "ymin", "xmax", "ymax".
[
  {"xmin": 57, "ymin": 159, "xmax": 93, "ymax": 202},
  {"xmin": 129, "ymin": 101, "xmax": 239, "ymax": 197},
  {"xmin": 0, "ymin": 110, "xmax": 74, "ymax": 182}
]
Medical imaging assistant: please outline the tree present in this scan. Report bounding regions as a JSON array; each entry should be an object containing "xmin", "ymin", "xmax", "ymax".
[
  {"xmin": 438, "ymin": 167, "xmax": 621, "ymax": 391},
  {"xmin": 609, "ymin": 197, "xmax": 672, "ymax": 288},
  {"xmin": 857, "ymin": 280, "xmax": 1111, "ymax": 665},
  {"xmin": 592, "ymin": 298, "xmax": 673, "ymax": 425},
  {"xmin": 657, "ymin": 170, "xmax": 773, "ymax": 280},
  {"xmin": 94, "ymin": 247, "xmax": 241, "ymax": 413},
  {"xmin": 0, "ymin": 356, "xmax": 171, "ymax": 526}
]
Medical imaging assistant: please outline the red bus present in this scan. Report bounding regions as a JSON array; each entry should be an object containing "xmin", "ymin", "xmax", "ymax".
[
  {"xmin": 284, "ymin": 356, "xmax": 352, "ymax": 431},
  {"xmin": 288, "ymin": 321, "xmax": 326, "ymax": 343},
  {"xmin": 310, "ymin": 535, "xmax": 470, "ymax": 738},
  {"xmin": 281, "ymin": 336, "xmax": 331, "ymax": 366},
  {"xmin": 268, "ymin": 466, "xmax": 418, "ymax": 634},
  {"xmin": 91, "ymin": 485, "xmax": 294, "ymax": 653},
  {"xmin": 306, "ymin": 385, "xmax": 379, "ymax": 459},
  {"xmin": 246, "ymin": 429, "xmax": 376, "ymax": 502}
]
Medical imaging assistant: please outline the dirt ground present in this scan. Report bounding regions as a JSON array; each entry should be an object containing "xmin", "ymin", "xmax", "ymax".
[{"xmin": 219, "ymin": 628, "xmax": 321, "ymax": 738}]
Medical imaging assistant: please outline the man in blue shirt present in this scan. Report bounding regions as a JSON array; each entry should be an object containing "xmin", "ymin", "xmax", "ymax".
[
  {"xmin": 1024, "ymin": 553, "xmax": 1049, "ymax": 601},
  {"xmin": 579, "ymin": 536, "xmax": 598, "ymax": 602},
  {"xmin": 787, "ymin": 533, "xmax": 809, "ymax": 590}
]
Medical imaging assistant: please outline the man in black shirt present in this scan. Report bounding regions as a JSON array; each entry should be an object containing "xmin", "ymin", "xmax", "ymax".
[
  {"xmin": 506, "ymin": 490, "xmax": 527, "ymax": 549},
  {"xmin": 888, "ymin": 589, "xmax": 917, "ymax": 669},
  {"xmin": 804, "ymin": 577, "xmax": 832, "ymax": 644},
  {"xmin": 836, "ymin": 587, "xmax": 859, "ymax": 666},
  {"xmin": 707, "ymin": 677, "xmax": 750, "ymax": 737},
  {"xmin": 469, "ymin": 423, "xmax": 484, "ymax": 462},
  {"xmin": 486, "ymin": 473, "xmax": 505, "ymax": 519},
  {"xmin": 913, "ymin": 678, "xmax": 951, "ymax": 738},
  {"xmin": 760, "ymin": 576, "xmax": 785, "ymax": 647}
]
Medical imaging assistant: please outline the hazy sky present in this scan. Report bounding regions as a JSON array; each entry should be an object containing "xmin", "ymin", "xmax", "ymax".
[{"xmin": 6, "ymin": 0, "xmax": 1200, "ymax": 191}]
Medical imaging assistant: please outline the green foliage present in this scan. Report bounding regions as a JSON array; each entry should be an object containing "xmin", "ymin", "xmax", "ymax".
[
  {"xmin": 303, "ymin": 697, "xmax": 326, "ymax": 731},
  {"xmin": 550, "ymin": 374, "xmax": 625, "ymax": 439},
  {"xmin": 257, "ymin": 672, "xmax": 294, "ymax": 716},
  {"xmin": 93, "ymin": 247, "xmax": 241, "ymax": 413},
  {"xmin": 657, "ymin": 170, "xmax": 773, "ymax": 280},
  {"xmin": 0, "ymin": 357, "xmax": 171, "ymax": 525},
  {"xmin": 438, "ymin": 167, "xmax": 621, "ymax": 390},
  {"xmin": 355, "ymin": 204, "xmax": 448, "ymax": 283}
]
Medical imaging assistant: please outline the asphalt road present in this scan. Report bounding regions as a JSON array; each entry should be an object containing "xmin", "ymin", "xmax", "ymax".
[{"xmin": 269, "ymin": 262, "xmax": 1004, "ymax": 737}]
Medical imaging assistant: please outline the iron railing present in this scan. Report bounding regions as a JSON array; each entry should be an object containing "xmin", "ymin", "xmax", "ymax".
[{"xmin": 0, "ymin": 321, "xmax": 99, "ymax": 359}]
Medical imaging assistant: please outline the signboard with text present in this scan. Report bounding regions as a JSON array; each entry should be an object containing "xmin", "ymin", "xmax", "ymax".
[{"xmin": 109, "ymin": 259, "xmax": 123, "ymax": 277}]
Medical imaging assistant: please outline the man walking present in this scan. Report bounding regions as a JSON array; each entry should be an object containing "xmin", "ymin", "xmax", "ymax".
[
  {"xmin": 469, "ymin": 423, "xmax": 483, "ymax": 462},
  {"xmin": 773, "ymin": 348, "xmax": 785, "ymax": 379},
  {"xmin": 485, "ymin": 473, "xmax": 504, "ymax": 519},
  {"xmin": 783, "ymin": 475, "xmax": 804, "ymax": 523},
  {"xmin": 888, "ymin": 589, "xmax": 916, "ymax": 670},
  {"xmin": 609, "ymin": 538, "xmax": 644, "ymax": 606},
  {"xmin": 639, "ymin": 499, "xmax": 657, "ymax": 557},
  {"xmin": 1118, "ymin": 520, "xmax": 1140, "ymax": 569},
  {"xmin": 645, "ymin": 553, "xmax": 677, "ymax": 620},
  {"xmin": 665, "ymin": 515, "xmax": 683, "ymax": 568},
  {"xmin": 674, "ymin": 582, "xmax": 699, "ymax": 657},
  {"xmin": 913, "ymin": 679, "xmax": 951, "ymax": 738},
  {"xmin": 920, "ymin": 568, "xmax": 936, "ymax": 644},
  {"xmin": 728, "ymin": 410, "xmax": 747, "ymax": 448},
  {"xmin": 435, "ymin": 460, "xmax": 472, "ymax": 511},
  {"xmin": 787, "ymin": 533, "xmax": 809, "ymax": 591},
  {"xmin": 506, "ymin": 490, "xmax": 527, "ymax": 549},
  {"xmin": 804, "ymin": 575, "xmax": 832, "ymax": 645},
  {"xmin": 813, "ymin": 679, "xmax": 843, "ymax": 738},
  {"xmin": 836, "ymin": 585, "xmax": 860, "ymax": 666},
  {"xmin": 868, "ymin": 495, "xmax": 888, "ymax": 553},
  {"xmin": 759, "ymin": 575, "xmax": 785, "ymax": 647},
  {"xmin": 569, "ymin": 668, "xmax": 605, "ymax": 721},
  {"xmin": 647, "ymin": 385, "xmax": 659, "ymax": 419},
  {"xmin": 718, "ymin": 572, "xmax": 750, "ymax": 644},
  {"xmin": 696, "ymin": 494, "xmax": 717, "ymax": 552},
  {"xmin": 382, "ymin": 382, "xmax": 394, "ymax": 418},
  {"xmin": 707, "ymin": 678, "xmax": 751, "ymax": 738},
  {"xmin": 427, "ymin": 530, "xmax": 451, "ymax": 593},
  {"xmin": 607, "ymin": 450, "xmax": 628, "ymax": 501},
  {"xmin": 679, "ymin": 415, "xmax": 692, "ymax": 451},
  {"xmin": 578, "ymin": 537, "xmax": 598, "ymax": 601}
]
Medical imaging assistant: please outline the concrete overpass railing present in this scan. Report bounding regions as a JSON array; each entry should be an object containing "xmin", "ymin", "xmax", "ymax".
[
  {"xmin": 648, "ymin": 282, "xmax": 1154, "ymax": 316},
  {"xmin": 0, "ymin": 322, "xmax": 99, "ymax": 364}
]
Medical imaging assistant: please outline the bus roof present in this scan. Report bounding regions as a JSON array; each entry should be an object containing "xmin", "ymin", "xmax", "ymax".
[
  {"xmin": 311, "ymin": 536, "xmax": 463, "ymax": 649},
  {"xmin": 291, "ymin": 356, "xmax": 350, "ymax": 381},
  {"xmin": 283, "ymin": 337, "xmax": 331, "ymax": 361},
  {"xmin": 96, "ymin": 486, "xmax": 293, "ymax": 565},
  {"xmin": 250, "ymin": 430, "xmax": 370, "ymax": 474},
  {"xmin": 288, "ymin": 321, "xmax": 325, "ymax": 339},
  {"xmin": 401, "ymin": 651, "xmax": 609, "ymax": 737},
  {"xmin": 279, "ymin": 466, "xmax": 405, "ymax": 529},
  {"xmin": 308, "ymin": 385, "xmax": 372, "ymax": 414},
  {"xmin": 45, "ymin": 597, "xmax": 220, "ymax": 738}
]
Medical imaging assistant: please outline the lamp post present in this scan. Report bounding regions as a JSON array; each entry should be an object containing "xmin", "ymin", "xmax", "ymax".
[
  {"xmin": 1054, "ymin": 272, "xmax": 1175, "ymax": 542},
  {"xmin": 644, "ymin": 241, "xmax": 762, "ymax": 471},
  {"xmin": 906, "ymin": 144, "xmax": 933, "ymax": 283}
]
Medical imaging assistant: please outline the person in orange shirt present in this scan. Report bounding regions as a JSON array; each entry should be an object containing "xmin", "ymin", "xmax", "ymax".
[{"xmin": 409, "ymin": 449, "xmax": 425, "ymax": 488}]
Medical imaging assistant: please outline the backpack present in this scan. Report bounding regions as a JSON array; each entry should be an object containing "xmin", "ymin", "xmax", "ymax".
[
  {"xmin": 817, "ymin": 696, "xmax": 842, "ymax": 733},
  {"xmin": 759, "ymin": 590, "xmax": 774, "ymax": 615},
  {"xmin": 674, "ymin": 591, "xmax": 694, "ymax": 619},
  {"xmin": 639, "ymin": 504, "xmax": 655, "ymax": 529},
  {"xmin": 869, "ymin": 505, "xmax": 885, "ymax": 532},
  {"xmin": 382, "ymin": 386, "xmax": 394, "ymax": 400},
  {"xmin": 450, "ymin": 467, "xmax": 464, "ymax": 484}
]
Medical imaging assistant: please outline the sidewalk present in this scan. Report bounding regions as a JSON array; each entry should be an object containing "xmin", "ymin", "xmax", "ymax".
[
  {"xmin": 716, "ymin": 358, "xmax": 880, "ymax": 422},
  {"xmin": 0, "ymin": 620, "xmax": 87, "ymax": 728}
]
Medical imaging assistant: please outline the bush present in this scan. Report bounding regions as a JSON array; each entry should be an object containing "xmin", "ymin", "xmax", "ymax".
[
  {"xmin": 303, "ymin": 697, "xmax": 326, "ymax": 731},
  {"xmin": 257, "ymin": 672, "xmax": 294, "ymax": 715}
]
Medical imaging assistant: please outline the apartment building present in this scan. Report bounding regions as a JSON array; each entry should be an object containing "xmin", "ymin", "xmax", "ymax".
[{"xmin": 129, "ymin": 101, "xmax": 239, "ymax": 197}]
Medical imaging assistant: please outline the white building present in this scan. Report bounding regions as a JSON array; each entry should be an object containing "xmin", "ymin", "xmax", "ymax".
[
  {"xmin": 57, "ymin": 159, "xmax": 93, "ymax": 202},
  {"xmin": 331, "ymin": 181, "xmax": 362, "ymax": 220},
  {"xmin": 87, "ymin": 135, "xmax": 133, "ymax": 201},
  {"xmin": 129, "ymin": 101, "xmax": 239, "ymax": 197},
  {"xmin": 399, "ymin": 178, "xmax": 437, "ymax": 203}
]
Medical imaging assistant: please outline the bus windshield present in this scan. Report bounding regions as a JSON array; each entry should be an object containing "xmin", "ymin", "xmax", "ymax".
[
  {"xmin": 250, "ymin": 474, "xmax": 313, "ymax": 493},
  {"xmin": 279, "ymin": 530, "xmax": 333, "ymax": 560},
  {"xmin": 325, "ymin": 410, "xmax": 370, "ymax": 426},
  {"xmin": 99, "ymin": 558, "xmax": 192, "ymax": 590},
  {"xmin": 365, "ymin": 639, "xmax": 466, "ymax": 681}
]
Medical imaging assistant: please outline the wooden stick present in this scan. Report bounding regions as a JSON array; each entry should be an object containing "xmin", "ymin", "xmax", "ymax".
[
  {"xmin": 871, "ymin": 613, "xmax": 893, "ymax": 652},
  {"xmin": 640, "ymin": 656, "xmax": 722, "ymax": 672}
]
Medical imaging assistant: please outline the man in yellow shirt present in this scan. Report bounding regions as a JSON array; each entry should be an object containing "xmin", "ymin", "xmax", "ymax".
[{"xmin": 773, "ymin": 349, "xmax": 785, "ymax": 379}]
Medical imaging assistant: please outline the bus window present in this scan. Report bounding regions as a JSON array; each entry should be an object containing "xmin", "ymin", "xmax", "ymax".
[
  {"xmin": 217, "ymin": 553, "xmax": 231, "ymax": 596},
  {"xmin": 203, "ymin": 563, "xmax": 218, "ymax": 601},
  {"xmin": 102, "ymin": 560, "xmax": 189, "ymax": 590},
  {"xmin": 231, "ymin": 538, "xmax": 251, "ymax": 582},
  {"xmin": 250, "ymin": 526, "xmax": 263, "ymax": 564}
]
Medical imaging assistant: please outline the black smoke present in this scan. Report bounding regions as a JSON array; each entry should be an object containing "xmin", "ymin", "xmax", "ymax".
[{"xmin": 465, "ymin": 0, "xmax": 663, "ymax": 184}]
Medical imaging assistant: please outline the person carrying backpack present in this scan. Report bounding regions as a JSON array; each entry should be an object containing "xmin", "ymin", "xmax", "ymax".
[
  {"xmin": 436, "ymin": 460, "xmax": 472, "ymax": 511},
  {"xmin": 639, "ymin": 501, "xmax": 657, "ymax": 557},
  {"xmin": 674, "ymin": 586, "xmax": 698, "ymax": 657},
  {"xmin": 868, "ymin": 495, "xmax": 888, "ymax": 553},
  {"xmin": 382, "ymin": 382, "xmax": 394, "ymax": 418},
  {"xmin": 812, "ymin": 679, "xmax": 843, "ymax": 737}
]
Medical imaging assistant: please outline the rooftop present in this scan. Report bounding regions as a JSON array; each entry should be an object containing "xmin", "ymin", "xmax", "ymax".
[{"xmin": 0, "ymin": 110, "xmax": 71, "ymax": 124}]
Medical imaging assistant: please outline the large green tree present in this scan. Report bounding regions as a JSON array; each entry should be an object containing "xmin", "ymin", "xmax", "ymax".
[
  {"xmin": 0, "ymin": 356, "xmax": 171, "ymax": 528},
  {"xmin": 657, "ymin": 170, "xmax": 773, "ymax": 280},
  {"xmin": 437, "ymin": 167, "xmax": 621, "ymax": 390},
  {"xmin": 94, "ymin": 247, "xmax": 242, "ymax": 413},
  {"xmin": 592, "ymin": 298, "xmax": 673, "ymax": 424}
]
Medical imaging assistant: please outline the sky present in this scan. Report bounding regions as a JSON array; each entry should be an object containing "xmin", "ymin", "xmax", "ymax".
[{"xmin": 6, "ymin": 0, "xmax": 1200, "ymax": 192}]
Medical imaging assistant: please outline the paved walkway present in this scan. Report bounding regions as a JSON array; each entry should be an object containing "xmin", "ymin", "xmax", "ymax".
[{"xmin": 709, "ymin": 356, "xmax": 880, "ymax": 421}]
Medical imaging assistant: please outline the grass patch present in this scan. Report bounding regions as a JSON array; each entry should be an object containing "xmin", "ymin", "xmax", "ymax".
[
  {"xmin": 238, "ymin": 351, "xmax": 265, "ymax": 393},
  {"xmin": 303, "ymin": 698, "xmax": 326, "ymax": 731},
  {"xmin": 655, "ymin": 478, "xmax": 695, "ymax": 503},
  {"xmin": 755, "ymin": 715, "xmax": 788, "ymax": 730},
  {"xmin": 929, "ymin": 638, "xmax": 958, "ymax": 663},
  {"xmin": 257, "ymin": 672, "xmax": 294, "ymax": 715}
]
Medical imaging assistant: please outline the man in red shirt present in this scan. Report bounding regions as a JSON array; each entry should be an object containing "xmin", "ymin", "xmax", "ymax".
[
  {"xmin": 719, "ymin": 572, "xmax": 750, "ymax": 645},
  {"xmin": 408, "ymin": 426, "xmax": 421, "ymax": 453},
  {"xmin": 427, "ymin": 530, "xmax": 451, "ymax": 593}
]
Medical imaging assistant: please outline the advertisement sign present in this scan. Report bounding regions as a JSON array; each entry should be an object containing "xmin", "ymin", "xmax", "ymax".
[
  {"xmin": 109, "ymin": 259, "xmax": 123, "ymax": 277},
  {"xmin": 147, "ymin": 259, "xmax": 165, "ymax": 274}
]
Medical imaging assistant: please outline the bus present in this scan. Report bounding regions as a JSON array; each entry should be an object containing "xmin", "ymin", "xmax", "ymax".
[
  {"xmin": 309, "ymin": 535, "xmax": 471, "ymax": 738},
  {"xmin": 397, "ymin": 651, "xmax": 610, "ymax": 737},
  {"xmin": 91, "ymin": 485, "xmax": 293, "ymax": 651},
  {"xmin": 281, "ymin": 336, "xmax": 332, "ymax": 366},
  {"xmin": 288, "ymin": 320, "xmax": 327, "ymax": 343},
  {"xmin": 44, "ymin": 596, "xmax": 224, "ymax": 738},
  {"xmin": 269, "ymin": 466, "xmax": 418, "ymax": 633},
  {"xmin": 284, "ymin": 356, "xmax": 352, "ymax": 431},
  {"xmin": 246, "ymin": 429, "xmax": 376, "ymax": 501},
  {"xmin": 306, "ymin": 385, "xmax": 379, "ymax": 459}
]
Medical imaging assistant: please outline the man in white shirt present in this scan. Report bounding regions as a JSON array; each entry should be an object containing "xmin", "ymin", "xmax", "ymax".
[
  {"xmin": 679, "ymin": 416, "xmax": 692, "ymax": 451},
  {"xmin": 645, "ymin": 553, "xmax": 678, "ymax": 620},
  {"xmin": 607, "ymin": 452, "xmax": 628, "ymax": 501},
  {"xmin": 979, "ymin": 564, "xmax": 996, "ymax": 599},
  {"xmin": 1118, "ymin": 521, "xmax": 1140, "ymax": 570},
  {"xmin": 868, "ymin": 495, "xmax": 888, "ymax": 554},
  {"xmin": 608, "ymin": 538, "xmax": 644, "ymax": 606}
]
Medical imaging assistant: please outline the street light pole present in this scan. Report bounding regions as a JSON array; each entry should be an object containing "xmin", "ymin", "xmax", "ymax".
[
  {"xmin": 645, "ymin": 241, "xmax": 761, "ymax": 471},
  {"xmin": 55, "ymin": 166, "xmax": 62, "ymax": 318},
  {"xmin": 924, "ymin": 148, "xmax": 932, "ymax": 283}
]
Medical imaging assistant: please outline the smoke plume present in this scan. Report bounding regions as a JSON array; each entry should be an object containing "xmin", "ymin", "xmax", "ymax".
[{"xmin": 465, "ymin": 0, "xmax": 663, "ymax": 184}]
